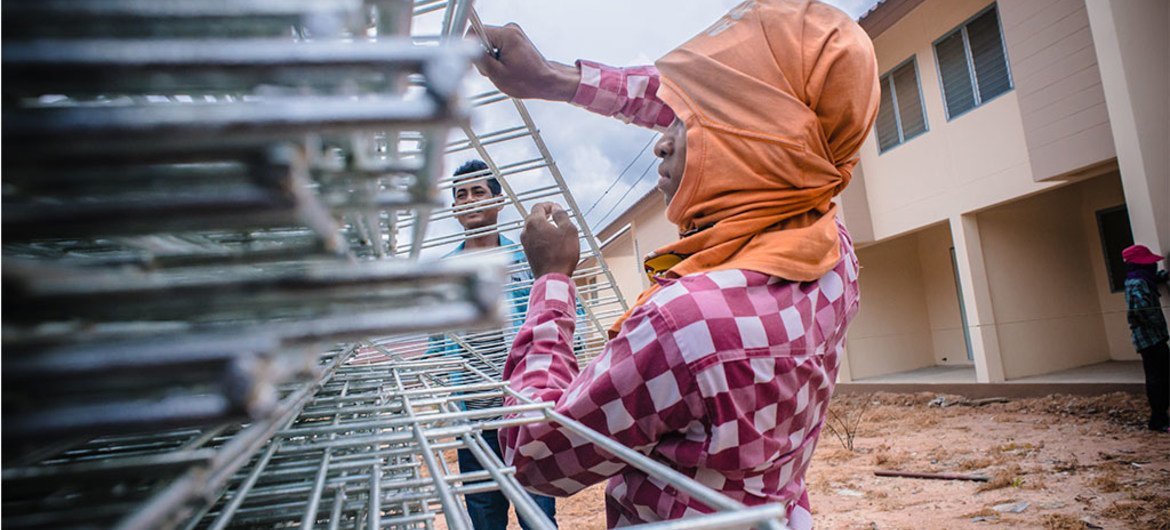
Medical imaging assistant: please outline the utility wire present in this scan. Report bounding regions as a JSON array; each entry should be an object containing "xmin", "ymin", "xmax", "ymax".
[
  {"xmin": 581, "ymin": 132, "xmax": 659, "ymax": 219},
  {"xmin": 591, "ymin": 155, "xmax": 659, "ymax": 231}
]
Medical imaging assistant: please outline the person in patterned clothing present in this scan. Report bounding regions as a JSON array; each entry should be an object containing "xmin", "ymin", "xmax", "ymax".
[
  {"xmin": 1121, "ymin": 244, "xmax": 1169, "ymax": 432},
  {"xmin": 475, "ymin": 1, "xmax": 879, "ymax": 527}
]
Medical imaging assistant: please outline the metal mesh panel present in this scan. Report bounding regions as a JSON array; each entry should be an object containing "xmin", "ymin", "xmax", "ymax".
[{"xmin": 1, "ymin": 1, "xmax": 788, "ymax": 529}]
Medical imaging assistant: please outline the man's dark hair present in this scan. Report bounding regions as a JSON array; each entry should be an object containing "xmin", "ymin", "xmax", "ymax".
[{"xmin": 452, "ymin": 159, "xmax": 502, "ymax": 197}]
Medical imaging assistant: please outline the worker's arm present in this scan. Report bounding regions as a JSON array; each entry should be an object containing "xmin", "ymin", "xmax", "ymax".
[
  {"xmin": 497, "ymin": 203, "xmax": 702, "ymax": 496},
  {"xmin": 498, "ymin": 274, "xmax": 702, "ymax": 496},
  {"xmin": 473, "ymin": 24, "xmax": 675, "ymax": 131}
]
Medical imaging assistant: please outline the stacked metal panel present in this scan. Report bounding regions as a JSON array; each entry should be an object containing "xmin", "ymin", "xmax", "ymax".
[
  {"xmin": 2, "ymin": 1, "xmax": 790, "ymax": 529},
  {"xmin": 2, "ymin": 1, "xmax": 496, "ymax": 527},
  {"xmin": 376, "ymin": 6, "xmax": 632, "ymax": 381}
]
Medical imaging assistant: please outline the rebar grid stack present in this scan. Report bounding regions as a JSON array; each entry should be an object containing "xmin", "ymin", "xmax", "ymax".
[
  {"xmin": 371, "ymin": 3, "xmax": 632, "ymax": 380},
  {"xmin": 190, "ymin": 346, "xmax": 791, "ymax": 530},
  {"xmin": 2, "ymin": 0, "xmax": 498, "ymax": 527},
  {"xmin": 2, "ymin": 1, "xmax": 790, "ymax": 528}
]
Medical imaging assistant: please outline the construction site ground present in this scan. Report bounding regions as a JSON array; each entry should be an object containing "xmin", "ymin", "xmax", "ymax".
[{"xmin": 488, "ymin": 391, "xmax": 1169, "ymax": 530}]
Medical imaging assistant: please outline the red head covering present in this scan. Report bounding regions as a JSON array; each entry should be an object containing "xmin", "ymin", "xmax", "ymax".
[{"xmin": 1123, "ymin": 245, "xmax": 1164, "ymax": 265}]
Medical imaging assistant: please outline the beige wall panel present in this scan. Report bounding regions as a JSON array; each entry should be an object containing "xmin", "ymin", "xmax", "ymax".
[
  {"xmin": 999, "ymin": 0, "xmax": 1061, "ymax": 27},
  {"xmin": 632, "ymin": 200, "xmax": 676, "ymax": 258},
  {"xmin": 976, "ymin": 185, "xmax": 1110, "ymax": 379},
  {"xmin": 995, "ymin": 313, "xmax": 1111, "ymax": 378},
  {"xmin": 838, "ymin": 164, "xmax": 875, "ymax": 245},
  {"xmin": 1012, "ymin": 29, "xmax": 1095, "ymax": 86},
  {"xmin": 860, "ymin": 0, "xmax": 1070, "ymax": 240},
  {"xmin": 916, "ymin": 224, "xmax": 971, "ymax": 365},
  {"xmin": 848, "ymin": 235, "xmax": 935, "ymax": 379},
  {"xmin": 601, "ymin": 230, "xmax": 644, "ymax": 308},
  {"xmin": 1021, "ymin": 87, "xmax": 1109, "ymax": 140},
  {"xmin": 999, "ymin": 0, "xmax": 1115, "ymax": 181},
  {"xmin": 1076, "ymin": 173, "xmax": 1136, "ymax": 361},
  {"xmin": 1026, "ymin": 101, "xmax": 1111, "ymax": 148},
  {"xmin": 1016, "ymin": 61, "xmax": 1102, "ymax": 107},
  {"xmin": 1086, "ymin": 0, "xmax": 1169, "ymax": 254}
]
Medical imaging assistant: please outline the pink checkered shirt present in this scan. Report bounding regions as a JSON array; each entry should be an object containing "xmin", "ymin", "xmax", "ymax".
[
  {"xmin": 500, "ymin": 224, "xmax": 860, "ymax": 529},
  {"xmin": 571, "ymin": 60, "xmax": 676, "ymax": 131}
]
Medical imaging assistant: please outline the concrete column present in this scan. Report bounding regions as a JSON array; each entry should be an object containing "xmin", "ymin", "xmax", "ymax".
[
  {"xmin": 1085, "ymin": 0, "xmax": 1169, "ymax": 254},
  {"xmin": 949, "ymin": 215, "xmax": 1006, "ymax": 383}
]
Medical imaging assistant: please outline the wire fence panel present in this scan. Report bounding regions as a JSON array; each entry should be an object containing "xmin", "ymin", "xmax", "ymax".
[{"xmin": 2, "ymin": 1, "xmax": 786, "ymax": 529}]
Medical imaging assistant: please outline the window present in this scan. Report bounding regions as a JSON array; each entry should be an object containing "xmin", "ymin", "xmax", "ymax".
[
  {"xmin": 934, "ymin": 5, "xmax": 1012, "ymax": 120},
  {"xmin": 1096, "ymin": 205, "xmax": 1133, "ymax": 293},
  {"xmin": 876, "ymin": 58, "xmax": 928, "ymax": 152}
]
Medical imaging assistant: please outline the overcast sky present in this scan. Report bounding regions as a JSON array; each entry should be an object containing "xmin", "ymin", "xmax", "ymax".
[{"xmin": 419, "ymin": 0, "xmax": 879, "ymax": 251}]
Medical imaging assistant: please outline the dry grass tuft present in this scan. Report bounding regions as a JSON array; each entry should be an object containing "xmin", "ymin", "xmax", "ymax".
[
  {"xmin": 956, "ymin": 457, "xmax": 996, "ymax": 471},
  {"xmin": 1101, "ymin": 494, "xmax": 1170, "ymax": 530},
  {"xmin": 961, "ymin": 508, "xmax": 998, "ymax": 518},
  {"xmin": 998, "ymin": 393, "xmax": 1147, "ymax": 427},
  {"xmin": 992, "ymin": 441, "xmax": 1043, "ymax": 456},
  {"xmin": 977, "ymin": 463, "xmax": 1024, "ymax": 493},
  {"xmin": 926, "ymin": 445, "xmax": 952, "ymax": 463},
  {"xmin": 1101, "ymin": 502, "xmax": 1145, "ymax": 524},
  {"xmin": 872, "ymin": 449, "xmax": 910, "ymax": 469},
  {"xmin": 1087, "ymin": 473, "xmax": 1124, "ymax": 493},
  {"xmin": 817, "ymin": 445, "xmax": 857, "ymax": 464},
  {"xmin": 1040, "ymin": 513, "xmax": 1090, "ymax": 529}
]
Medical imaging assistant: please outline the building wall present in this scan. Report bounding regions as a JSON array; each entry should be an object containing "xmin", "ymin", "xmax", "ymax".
[
  {"xmin": 998, "ymin": 0, "xmax": 1115, "ymax": 182},
  {"xmin": 976, "ymin": 182, "xmax": 1111, "ymax": 379},
  {"xmin": 1086, "ymin": 0, "xmax": 1169, "ymax": 254},
  {"xmin": 848, "ymin": 233, "xmax": 936, "ymax": 379},
  {"xmin": 629, "ymin": 197, "xmax": 676, "ymax": 264},
  {"xmin": 1078, "ymin": 172, "xmax": 1136, "ymax": 361},
  {"xmin": 599, "ymin": 228, "xmax": 646, "ymax": 309},
  {"xmin": 838, "ymin": 165, "xmax": 875, "ymax": 245},
  {"xmin": 916, "ymin": 224, "xmax": 971, "ymax": 366},
  {"xmin": 595, "ymin": 193, "xmax": 674, "ymax": 308},
  {"xmin": 853, "ymin": 0, "xmax": 1077, "ymax": 241}
]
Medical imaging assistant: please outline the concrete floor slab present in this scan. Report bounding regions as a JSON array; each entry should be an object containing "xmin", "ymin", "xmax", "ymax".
[
  {"xmin": 852, "ymin": 365, "xmax": 977, "ymax": 384},
  {"xmin": 838, "ymin": 361, "xmax": 1145, "ymax": 398},
  {"xmin": 1010, "ymin": 360, "xmax": 1143, "ymax": 384}
]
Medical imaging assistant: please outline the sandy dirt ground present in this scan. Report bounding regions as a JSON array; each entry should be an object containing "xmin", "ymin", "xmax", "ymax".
[{"xmin": 475, "ymin": 391, "xmax": 1169, "ymax": 530}]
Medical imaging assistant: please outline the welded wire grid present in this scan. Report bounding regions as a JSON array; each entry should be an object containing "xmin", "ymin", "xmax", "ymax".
[
  {"xmin": 186, "ymin": 342, "xmax": 790, "ymax": 530},
  {"xmin": 2, "ymin": 0, "xmax": 789, "ymax": 528},
  {"xmin": 2, "ymin": 0, "xmax": 495, "ymax": 527},
  {"xmin": 372, "ymin": 1, "xmax": 632, "ymax": 381}
]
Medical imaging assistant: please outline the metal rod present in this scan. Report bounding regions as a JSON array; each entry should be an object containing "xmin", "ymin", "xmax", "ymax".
[
  {"xmin": 328, "ymin": 487, "xmax": 347, "ymax": 530},
  {"xmin": 391, "ymin": 369, "xmax": 471, "ymax": 530},
  {"xmin": 369, "ymin": 460, "xmax": 382, "ymax": 530}
]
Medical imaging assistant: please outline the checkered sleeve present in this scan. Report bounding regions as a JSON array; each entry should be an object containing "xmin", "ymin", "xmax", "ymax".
[
  {"xmin": 499, "ymin": 274, "xmax": 703, "ymax": 497},
  {"xmin": 571, "ymin": 60, "xmax": 676, "ymax": 131}
]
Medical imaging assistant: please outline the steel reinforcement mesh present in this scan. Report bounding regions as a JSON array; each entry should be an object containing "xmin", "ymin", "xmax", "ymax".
[{"xmin": 1, "ymin": 2, "xmax": 788, "ymax": 529}]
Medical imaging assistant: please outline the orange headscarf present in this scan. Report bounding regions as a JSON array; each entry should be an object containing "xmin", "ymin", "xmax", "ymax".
[{"xmin": 610, "ymin": 0, "xmax": 879, "ymax": 334}]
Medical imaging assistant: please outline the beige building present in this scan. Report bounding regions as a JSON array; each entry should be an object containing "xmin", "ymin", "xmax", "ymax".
[{"xmin": 592, "ymin": 0, "xmax": 1168, "ymax": 385}]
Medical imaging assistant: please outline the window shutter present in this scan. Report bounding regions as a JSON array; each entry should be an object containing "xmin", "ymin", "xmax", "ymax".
[
  {"xmin": 892, "ymin": 62, "xmax": 926, "ymax": 139},
  {"xmin": 875, "ymin": 75, "xmax": 900, "ymax": 152},
  {"xmin": 935, "ymin": 31, "xmax": 975, "ymax": 118},
  {"xmin": 967, "ymin": 8, "xmax": 1011, "ymax": 102}
]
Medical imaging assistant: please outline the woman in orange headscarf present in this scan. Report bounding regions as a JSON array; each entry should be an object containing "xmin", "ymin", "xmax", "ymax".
[
  {"xmin": 478, "ymin": 2, "xmax": 880, "ymax": 528},
  {"xmin": 628, "ymin": 0, "xmax": 879, "ymax": 327}
]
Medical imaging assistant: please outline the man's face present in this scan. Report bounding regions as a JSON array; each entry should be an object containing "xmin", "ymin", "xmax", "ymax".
[
  {"xmin": 452, "ymin": 179, "xmax": 502, "ymax": 230},
  {"xmin": 653, "ymin": 119, "xmax": 687, "ymax": 205}
]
